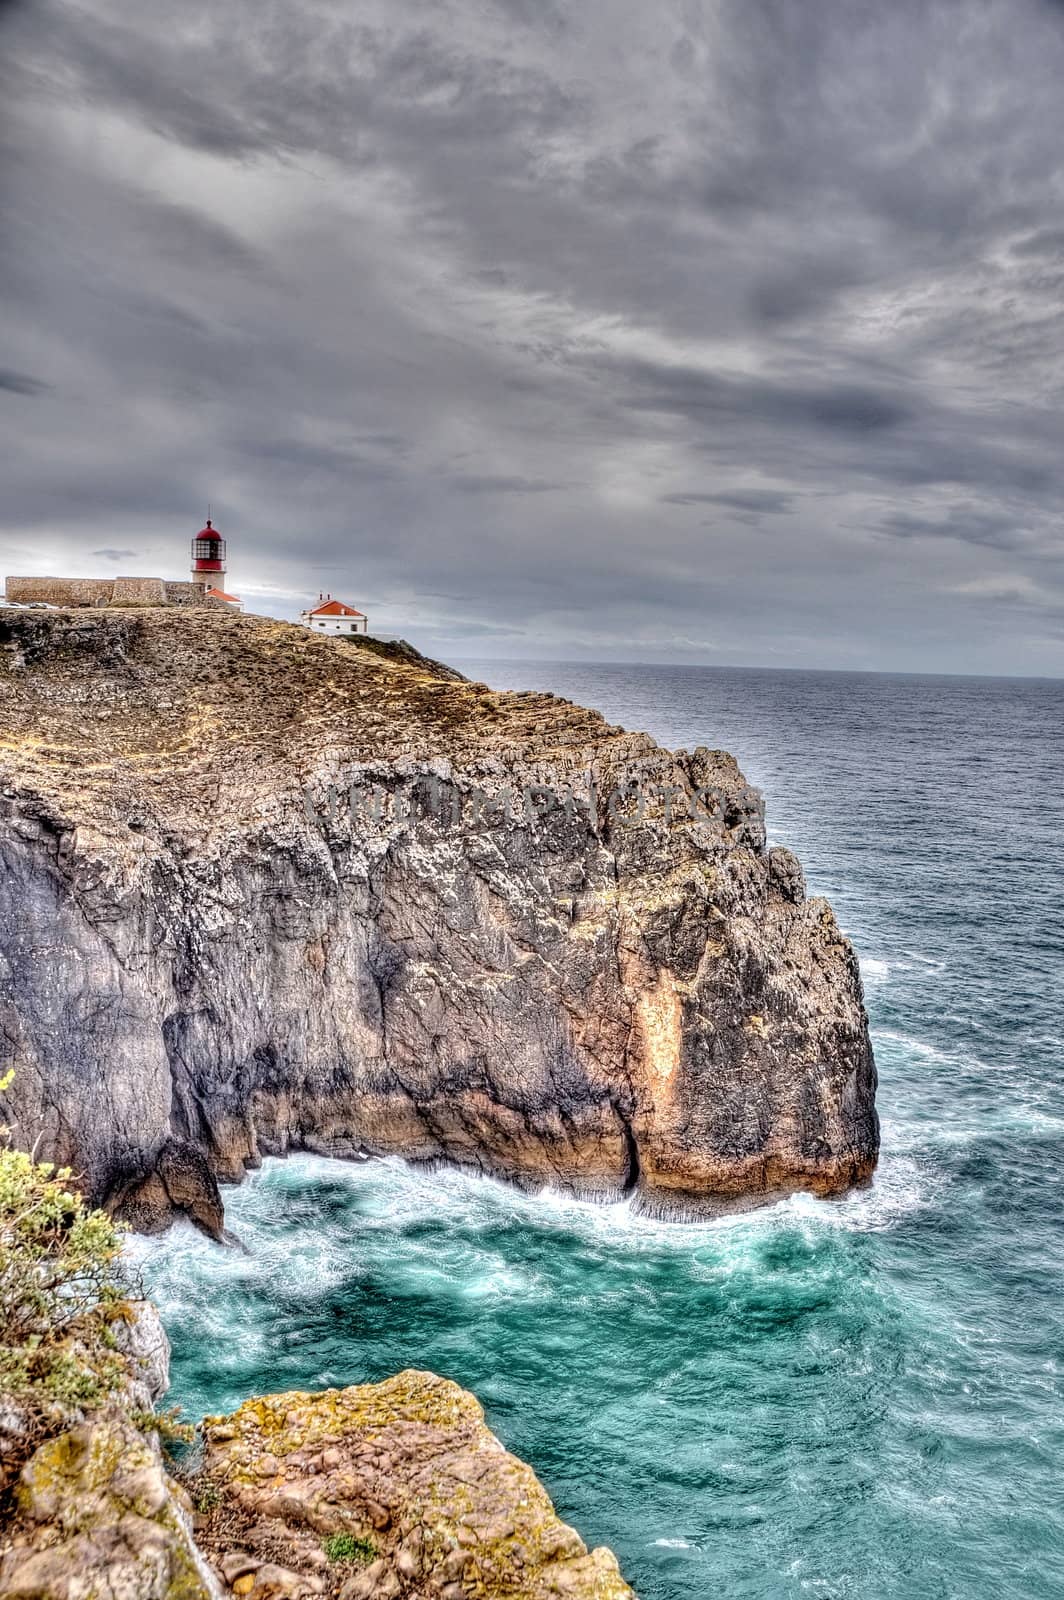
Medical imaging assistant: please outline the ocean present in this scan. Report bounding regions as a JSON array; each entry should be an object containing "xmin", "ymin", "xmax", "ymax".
[{"xmin": 133, "ymin": 663, "xmax": 1064, "ymax": 1599}]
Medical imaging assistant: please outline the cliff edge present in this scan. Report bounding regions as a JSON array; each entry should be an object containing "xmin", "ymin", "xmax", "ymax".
[
  {"xmin": 2, "ymin": 1368, "xmax": 634, "ymax": 1600},
  {"xmin": 0, "ymin": 608, "xmax": 877, "ymax": 1229}
]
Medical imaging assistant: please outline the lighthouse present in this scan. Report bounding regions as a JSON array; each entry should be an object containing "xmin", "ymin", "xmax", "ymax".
[{"xmin": 191, "ymin": 517, "xmax": 226, "ymax": 589}]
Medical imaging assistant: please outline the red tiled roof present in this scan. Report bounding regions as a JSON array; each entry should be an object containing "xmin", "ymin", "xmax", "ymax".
[
  {"xmin": 206, "ymin": 587, "xmax": 241, "ymax": 603},
  {"xmin": 307, "ymin": 599, "xmax": 364, "ymax": 617}
]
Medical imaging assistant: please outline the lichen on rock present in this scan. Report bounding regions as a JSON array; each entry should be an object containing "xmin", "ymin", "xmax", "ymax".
[
  {"xmin": 0, "ymin": 1410, "xmax": 220, "ymax": 1600},
  {"xmin": 192, "ymin": 1369, "xmax": 634, "ymax": 1600}
]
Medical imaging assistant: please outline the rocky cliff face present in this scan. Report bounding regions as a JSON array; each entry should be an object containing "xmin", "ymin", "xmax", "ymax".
[{"xmin": 0, "ymin": 609, "xmax": 877, "ymax": 1230}]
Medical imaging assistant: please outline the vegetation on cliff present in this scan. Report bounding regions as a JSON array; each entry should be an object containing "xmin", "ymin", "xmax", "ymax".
[{"xmin": 0, "ymin": 1132, "xmax": 132, "ymax": 1487}]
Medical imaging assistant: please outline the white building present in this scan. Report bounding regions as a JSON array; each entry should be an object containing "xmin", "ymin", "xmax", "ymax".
[{"xmin": 299, "ymin": 594, "xmax": 369, "ymax": 635}]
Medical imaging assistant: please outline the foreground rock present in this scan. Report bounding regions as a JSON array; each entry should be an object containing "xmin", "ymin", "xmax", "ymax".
[
  {"xmin": 0, "ymin": 608, "xmax": 877, "ymax": 1227},
  {"xmin": 196, "ymin": 1370, "xmax": 633, "ymax": 1600},
  {"xmin": 0, "ymin": 1302, "xmax": 219, "ymax": 1600},
  {"xmin": 0, "ymin": 1370, "xmax": 633, "ymax": 1600},
  {"xmin": 0, "ymin": 1411, "xmax": 219, "ymax": 1600}
]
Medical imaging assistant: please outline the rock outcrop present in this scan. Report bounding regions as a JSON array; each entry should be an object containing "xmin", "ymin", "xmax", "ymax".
[
  {"xmin": 0, "ymin": 608, "xmax": 877, "ymax": 1229},
  {"xmin": 194, "ymin": 1369, "xmax": 634, "ymax": 1600},
  {"xmin": 0, "ymin": 1367, "xmax": 633, "ymax": 1600},
  {"xmin": 3, "ymin": 575, "xmax": 232, "ymax": 609}
]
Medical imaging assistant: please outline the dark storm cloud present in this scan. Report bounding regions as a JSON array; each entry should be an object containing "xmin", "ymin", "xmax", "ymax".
[
  {"xmin": 746, "ymin": 260, "xmax": 870, "ymax": 328},
  {"xmin": 2, "ymin": 0, "xmax": 1064, "ymax": 672},
  {"xmin": 879, "ymin": 510, "xmax": 1019, "ymax": 547},
  {"xmin": 617, "ymin": 361, "xmax": 914, "ymax": 435},
  {"xmin": 0, "ymin": 368, "xmax": 47, "ymax": 395},
  {"xmin": 1010, "ymin": 229, "xmax": 1064, "ymax": 258},
  {"xmin": 876, "ymin": 508, "xmax": 1062, "ymax": 559},
  {"xmin": 662, "ymin": 490, "xmax": 793, "ymax": 514}
]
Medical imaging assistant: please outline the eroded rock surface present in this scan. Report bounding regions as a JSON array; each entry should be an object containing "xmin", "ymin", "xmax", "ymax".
[
  {"xmin": 195, "ymin": 1370, "xmax": 633, "ymax": 1600},
  {"xmin": 0, "ymin": 1410, "xmax": 220, "ymax": 1600},
  {"xmin": 0, "ymin": 608, "xmax": 877, "ymax": 1226},
  {"xmin": 0, "ymin": 1300, "xmax": 170, "ymax": 1500}
]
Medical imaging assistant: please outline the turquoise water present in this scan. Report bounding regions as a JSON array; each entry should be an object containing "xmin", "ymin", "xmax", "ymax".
[{"xmin": 135, "ymin": 665, "xmax": 1064, "ymax": 1599}]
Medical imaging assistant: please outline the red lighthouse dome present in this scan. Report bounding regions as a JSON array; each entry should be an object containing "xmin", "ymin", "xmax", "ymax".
[{"xmin": 191, "ymin": 517, "xmax": 227, "ymax": 585}]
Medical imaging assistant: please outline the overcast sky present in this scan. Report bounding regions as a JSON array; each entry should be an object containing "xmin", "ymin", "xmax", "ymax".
[{"xmin": 2, "ymin": 0, "xmax": 1064, "ymax": 674}]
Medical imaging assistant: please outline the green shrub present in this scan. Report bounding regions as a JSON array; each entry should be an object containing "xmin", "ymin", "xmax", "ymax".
[
  {"xmin": 0, "ymin": 1136, "xmax": 132, "ymax": 1457},
  {"xmin": 322, "ymin": 1532, "xmax": 377, "ymax": 1565}
]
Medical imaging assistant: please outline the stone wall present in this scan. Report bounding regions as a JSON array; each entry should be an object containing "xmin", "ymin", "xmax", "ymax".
[
  {"xmin": 112, "ymin": 577, "xmax": 168, "ymax": 605},
  {"xmin": 4, "ymin": 576, "xmax": 226, "ymax": 609},
  {"xmin": 164, "ymin": 581, "xmax": 221, "ymax": 606},
  {"xmin": 5, "ymin": 577, "xmax": 116, "ymax": 607}
]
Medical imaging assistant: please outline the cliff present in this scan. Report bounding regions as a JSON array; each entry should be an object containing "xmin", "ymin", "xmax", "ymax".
[{"xmin": 0, "ymin": 608, "xmax": 877, "ymax": 1230}]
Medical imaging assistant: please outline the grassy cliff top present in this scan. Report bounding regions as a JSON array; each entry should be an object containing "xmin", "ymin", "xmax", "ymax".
[{"xmin": 0, "ymin": 608, "xmax": 658, "ymax": 846}]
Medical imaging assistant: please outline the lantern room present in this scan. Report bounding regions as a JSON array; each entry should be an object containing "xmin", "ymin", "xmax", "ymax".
[{"xmin": 191, "ymin": 518, "xmax": 227, "ymax": 586}]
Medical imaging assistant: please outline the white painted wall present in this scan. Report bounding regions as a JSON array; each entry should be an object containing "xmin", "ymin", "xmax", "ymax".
[{"xmin": 299, "ymin": 611, "xmax": 369, "ymax": 635}]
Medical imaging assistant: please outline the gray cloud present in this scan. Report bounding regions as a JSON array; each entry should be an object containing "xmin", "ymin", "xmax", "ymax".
[
  {"xmin": 1010, "ymin": 228, "xmax": 1064, "ymax": 258},
  {"xmin": 662, "ymin": 490, "xmax": 794, "ymax": 514},
  {"xmin": 877, "ymin": 507, "xmax": 1063, "ymax": 561},
  {"xmin": 2, "ymin": 0, "xmax": 1064, "ymax": 673},
  {"xmin": 619, "ymin": 363, "xmax": 915, "ymax": 435},
  {"xmin": 0, "ymin": 368, "xmax": 47, "ymax": 395},
  {"xmin": 449, "ymin": 475, "xmax": 565, "ymax": 496}
]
